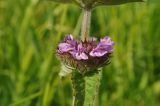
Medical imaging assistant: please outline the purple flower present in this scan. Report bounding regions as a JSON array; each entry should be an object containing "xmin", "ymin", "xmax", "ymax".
[
  {"xmin": 58, "ymin": 43, "xmax": 75, "ymax": 53},
  {"xmin": 57, "ymin": 35, "xmax": 88, "ymax": 60},
  {"xmin": 71, "ymin": 43, "xmax": 88, "ymax": 60},
  {"xmin": 64, "ymin": 34, "xmax": 77, "ymax": 46},
  {"xmin": 58, "ymin": 35, "xmax": 77, "ymax": 53},
  {"xmin": 90, "ymin": 36, "xmax": 114, "ymax": 57},
  {"xmin": 57, "ymin": 35, "xmax": 114, "ymax": 73}
]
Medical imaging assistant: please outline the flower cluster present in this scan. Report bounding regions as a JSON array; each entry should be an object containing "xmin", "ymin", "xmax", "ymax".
[{"xmin": 57, "ymin": 34, "xmax": 114, "ymax": 74}]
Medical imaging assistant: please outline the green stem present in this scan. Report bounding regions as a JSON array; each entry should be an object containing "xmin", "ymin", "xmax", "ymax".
[
  {"xmin": 72, "ymin": 7, "xmax": 101, "ymax": 106},
  {"xmin": 71, "ymin": 71, "xmax": 85, "ymax": 106},
  {"xmin": 71, "ymin": 70, "xmax": 102, "ymax": 106},
  {"xmin": 81, "ymin": 9, "xmax": 91, "ymax": 41},
  {"xmin": 84, "ymin": 71, "xmax": 102, "ymax": 106}
]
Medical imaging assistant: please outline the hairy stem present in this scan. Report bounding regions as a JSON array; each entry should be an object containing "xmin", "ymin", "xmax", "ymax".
[
  {"xmin": 81, "ymin": 9, "xmax": 91, "ymax": 41},
  {"xmin": 71, "ymin": 70, "xmax": 102, "ymax": 106},
  {"xmin": 72, "ymin": 71, "xmax": 85, "ymax": 106},
  {"xmin": 84, "ymin": 71, "xmax": 102, "ymax": 106}
]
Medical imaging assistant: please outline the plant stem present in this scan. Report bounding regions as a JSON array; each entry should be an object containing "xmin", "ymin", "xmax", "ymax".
[
  {"xmin": 71, "ymin": 69, "xmax": 102, "ymax": 106},
  {"xmin": 84, "ymin": 71, "xmax": 102, "ymax": 106},
  {"xmin": 81, "ymin": 9, "xmax": 91, "ymax": 41},
  {"xmin": 71, "ymin": 71, "xmax": 85, "ymax": 106}
]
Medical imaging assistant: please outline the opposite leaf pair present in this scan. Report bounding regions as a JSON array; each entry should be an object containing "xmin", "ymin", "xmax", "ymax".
[{"xmin": 51, "ymin": 0, "xmax": 143, "ymax": 9}]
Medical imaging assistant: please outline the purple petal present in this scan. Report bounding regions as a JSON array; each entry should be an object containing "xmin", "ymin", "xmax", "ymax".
[
  {"xmin": 64, "ymin": 34, "xmax": 73, "ymax": 42},
  {"xmin": 90, "ymin": 49, "xmax": 108, "ymax": 57},
  {"xmin": 77, "ymin": 43, "xmax": 85, "ymax": 52},
  {"xmin": 58, "ymin": 35, "xmax": 78, "ymax": 54},
  {"xmin": 100, "ymin": 36, "xmax": 114, "ymax": 46},
  {"xmin": 70, "ymin": 43, "xmax": 88, "ymax": 60},
  {"xmin": 58, "ymin": 43, "xmax": 75, "ymax": 53},
  {"xmin": 75, "ymin": 52, "xmax": 88, "ymax": 60},
  {"xmin": 65, "ymin": 35, "xmax": 77, "ymax": 46},
  {"xmin": 69, "ymin": 50, "xmax": 77, "ymax": 57},
  {"xmin": 90, "ymin": 36, "xmax": 114, "ymax": 57}
]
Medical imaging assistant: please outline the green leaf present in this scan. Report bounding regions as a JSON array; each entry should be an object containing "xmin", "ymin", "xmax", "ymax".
[
  {"xmin": 47, "ymin": 0, "xmax": 143, "ymax": 9},
  {"xmin": 95, "ymin": 0, "xmax": 143, "ymax": 6},
  {"xmin": 59, "ymin": 64, "xmax": 73, "ymax": 77},
  {"xmin": 46, "ymin": 0, "xmax": 73, "ymax": 3}
]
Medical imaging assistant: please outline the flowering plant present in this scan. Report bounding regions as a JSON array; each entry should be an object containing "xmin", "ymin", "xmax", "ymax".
[{"xmin": 52, "ymin": 0, "xmax": 143, "ymax": 105}]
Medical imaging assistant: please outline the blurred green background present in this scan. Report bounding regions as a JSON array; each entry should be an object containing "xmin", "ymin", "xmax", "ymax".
[{"xmin": 0, "ymin": 0, "xmax": 160, "ymax": 106}]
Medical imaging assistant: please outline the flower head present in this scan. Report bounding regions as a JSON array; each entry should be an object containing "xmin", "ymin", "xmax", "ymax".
[{"xmin": 57, "ymin": 34, "xmax": 114, "ymax": 74}]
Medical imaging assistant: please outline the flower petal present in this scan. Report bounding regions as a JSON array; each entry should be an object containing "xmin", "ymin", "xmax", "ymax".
[
  {"xmin": 90, "ymin": 49, "xmax": 108, "ymax": 57},
  {"xmin": 90, "ymin": 36, "xmax": 114, "ymax": 57},
  {"xmin": 100, "ymin": 36, "xmax": 114, "ymax": 46},
  {"xmin": 58, "ymin": 43, "xmax": 75, "ymax": 53},
  {"xmin": 64, "ymin": 34, "xmax": 73, "ymax": 41},
  {"xmin": 64, "ymin": 35, "xmax": 77, "ymax": 46},
  {"xmin": 75, "ymin": 52, "xmax": 88, "ymax": 60}
]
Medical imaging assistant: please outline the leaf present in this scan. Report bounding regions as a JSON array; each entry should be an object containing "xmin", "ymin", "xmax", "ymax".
[
  {"xmin": 46, "ymin": 0, "xmax": 143, "ymax": 9},
  {"xmin": 95, "ymin": 0, "xmax": 143, "ymax": 6},
  {"xmin": 59, "ymin": 64, "xmax": 73, "ymax": 77},
  {"xmin": 46, "ymin": 0, "xmax": 73, "ymax": 3}
]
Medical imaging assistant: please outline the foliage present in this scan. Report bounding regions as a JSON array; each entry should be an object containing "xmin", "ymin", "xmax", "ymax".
[
  {"xmin": 0, "ymin": 0, "xmax": 160, "ymax": 106},
  {"xmin": 51, "ymin": 0, "xmax": 143, "ymax": 9}
]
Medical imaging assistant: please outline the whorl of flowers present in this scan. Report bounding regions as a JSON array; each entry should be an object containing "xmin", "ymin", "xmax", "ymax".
[{"xmin": 56, "ymin": 34, "xmax": 114, "ymax": 74}]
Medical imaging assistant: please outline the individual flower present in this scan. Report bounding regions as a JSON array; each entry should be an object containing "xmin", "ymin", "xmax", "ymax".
[
  {"xmin": 57, "ymin": 35, "xmax": 77, "ymax": 53},
  {"xmin": 71, "ymin": 43, "xmax": 88, "ymax": 60},
  {"xmin": 56, "ymin": 34, "xmax": 114, "ymax": 74},
  {"xmin": 90, "ymin": 36, "xmax": 114, "ymax": 57}
]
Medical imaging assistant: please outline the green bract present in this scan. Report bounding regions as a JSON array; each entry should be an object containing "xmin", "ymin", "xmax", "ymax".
[{"xmin": 50, "ymin": 0, "xmax": 143, "ymax": 9}]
